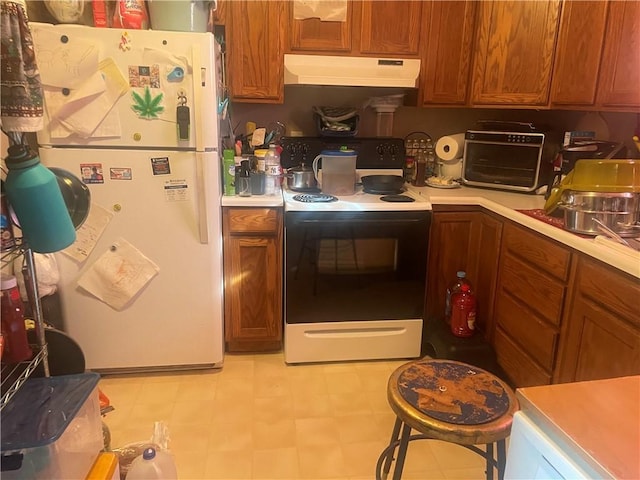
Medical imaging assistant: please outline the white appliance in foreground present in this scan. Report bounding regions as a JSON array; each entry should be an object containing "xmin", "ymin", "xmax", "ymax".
[
  {"xmin": 30, "ymin": 23, "xmax": 224, "ymax": 371},
  {"xmin": 505, "ymin": 411, "xmax": 605, "ymax": 479}
]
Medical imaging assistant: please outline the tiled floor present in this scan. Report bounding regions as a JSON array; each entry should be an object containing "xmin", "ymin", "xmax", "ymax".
[{"xmin": 100, "ymin": 352, "xmax": 489, "ymax": 479}]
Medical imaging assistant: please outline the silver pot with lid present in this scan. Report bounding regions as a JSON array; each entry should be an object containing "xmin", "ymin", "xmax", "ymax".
[
  {"xmin": 285, "ymin": 164, "xmax": 318, "ymax": 191},
  {"xmin": 558, "ymin": 190, "xmax": 640, "ymax": 236}
]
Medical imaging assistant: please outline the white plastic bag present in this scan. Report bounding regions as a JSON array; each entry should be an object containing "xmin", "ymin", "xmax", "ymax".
[{"xmin": 13, "ymin": 252, "xmax": 60, "ymax": 301}]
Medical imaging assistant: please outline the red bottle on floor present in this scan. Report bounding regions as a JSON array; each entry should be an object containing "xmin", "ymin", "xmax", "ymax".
[
  {"xmin": 1, "ymin": 275, "xmax": 32, "ymax": 363},
  {"xmin": 450, "ymin": 283, "xmax": 477, "ymax": 338}
]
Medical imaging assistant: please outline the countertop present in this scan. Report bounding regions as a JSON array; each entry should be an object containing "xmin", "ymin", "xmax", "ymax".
[
  {"xmin": 516, "ymin": 376, "xmax": 640, "ymax": 479},
  {"xmin": 408, "ymin": 184, "xmax": 640, "ymax": 279},
  {"xmin": 220, "ymin": 184, "xmax": 640, "ymax": 279}
]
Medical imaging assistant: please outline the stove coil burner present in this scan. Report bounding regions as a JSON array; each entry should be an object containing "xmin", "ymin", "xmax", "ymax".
[{"xmin": 293, "ymin": 193, "xmax": 338, "ymax": 203}]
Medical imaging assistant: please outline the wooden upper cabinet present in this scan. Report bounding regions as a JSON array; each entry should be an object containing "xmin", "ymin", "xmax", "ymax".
[
  {"xmin": 597, "ymin": 1, "xmax": 640, "ymax": 109},
  {"xmin": 287, "ymin": 0, "xmax": 422, "ymax": 57},
  {"xmin": 471, "ymin": 0, "xmax": 561, "ymax": 106},
  {"xmin": 550, "ymin": 1, "xmax": 608, "ymax": 106},
  {"xmin": 421, "ymin": 1, "xmax": 477, "ymax": 105},
  {"xmin": 288, "ymin": 1, "xmax": 353, "ymax": 52},
  {"xmin": 359, "ymin": 1, "xmax": 423, "ymax": 56},
  {"xmin": 227, "ymin": 0, "xmax": 285, "ymax": 103}
]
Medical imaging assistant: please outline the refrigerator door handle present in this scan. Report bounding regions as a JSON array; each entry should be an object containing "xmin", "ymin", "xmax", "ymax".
[
  {"xmin": 192, "ymin": 44, "xmax": 205, "ymax": 153},
  {"xmin": 191, "ymin": 44, "xmax": 209, "ymax": 244},
  {"xmin": 196, "ymin": 151, "xmax": 209, "ymax": 244}
]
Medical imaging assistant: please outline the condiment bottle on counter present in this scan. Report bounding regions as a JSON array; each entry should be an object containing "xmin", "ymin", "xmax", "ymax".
[
  {"xmin": 413, "ymin": 148, "xmax": 427, "ymax": 187},
  {"xmin": 1, "ymin": 274, "xmax": 32, "ymax": 364},
  {"xmin": 264, "ymin": 144, "xmax": 282, "ymax": 196},
  {"xmin": 404, "ymin": 157, "xmax": 415, "ymax": 184},
  {"xmin": 450, "ymin": 283, "xmax": 477, "ymax": 338},
  {"xmin": 236, "ymin": 160, "xmax": 251, "ymax": 197}
]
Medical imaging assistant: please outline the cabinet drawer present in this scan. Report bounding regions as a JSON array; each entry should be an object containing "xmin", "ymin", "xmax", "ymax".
[
  {"xmin": 494, "ymin": 327, "xmax": 552, "ymax": 387},
  {"xmin": 226, "ymin": 208, "xmax": 280, "ymax": 234},
  {"xmin": 495, "ymin": 292, "xmax": 558, "ymax": 371},
  {"xmin": 574, "ymin": 256, "xmax": 640, "ymax": 328},
  {"xmin": 502, "ymin": 223, "xmax": 571, "ymax": 281},
  {"xmin": 498, "ymin": 252, "xmax": 566, "ymax": 326}
]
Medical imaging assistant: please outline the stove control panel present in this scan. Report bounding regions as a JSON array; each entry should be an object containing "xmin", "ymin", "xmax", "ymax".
[{"xmin": 280, "ymin": 137, "xmax": 405, "ymax": 170}]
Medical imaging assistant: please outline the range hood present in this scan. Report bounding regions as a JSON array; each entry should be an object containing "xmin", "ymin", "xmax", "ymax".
[{"xmin": 284, "ymin": 54, "xmax": 420, "ymax": 88}]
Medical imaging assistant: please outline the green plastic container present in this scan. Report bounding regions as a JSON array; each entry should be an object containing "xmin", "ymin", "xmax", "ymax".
[{"xmin": 148, "ymin": 0, "xmax": 211, "ymax": 32}]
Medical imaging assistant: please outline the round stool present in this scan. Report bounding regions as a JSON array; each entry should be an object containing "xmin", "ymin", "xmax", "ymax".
[{"xmin": 376, "ymin": 358, "xmax": 518, "ymax": 480}]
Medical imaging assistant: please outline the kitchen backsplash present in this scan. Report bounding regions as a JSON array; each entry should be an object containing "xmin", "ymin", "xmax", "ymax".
[{"xmin": 231, "ymin": 85, "xmax": 637, "ymax": 153}]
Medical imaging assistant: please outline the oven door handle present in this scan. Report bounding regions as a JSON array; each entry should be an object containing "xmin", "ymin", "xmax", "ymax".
[{"xmin": 294, "ymin": 218, "xmax": 424, "ymax": 225}]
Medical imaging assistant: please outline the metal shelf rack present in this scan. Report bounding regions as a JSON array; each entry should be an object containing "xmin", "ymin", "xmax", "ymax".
[{"xmin": 1, "ymin": 239, "xmax": 50, "ymax": 411}]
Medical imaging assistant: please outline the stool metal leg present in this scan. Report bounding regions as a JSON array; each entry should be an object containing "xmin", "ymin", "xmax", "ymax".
[
  {"xmin": 485, "ymin": 443, "xmax": 494, "ymax": 480},
  {"xmin": 497, "ymin": 439, "xmax": 506, "ymax": 480},
  {"xmin": 381, "ymin": 417, "xmax": 403, "ymax": 476},
  {"xmin": 392, "ymin": 423, "xmax": 412, "ymax": 480}
]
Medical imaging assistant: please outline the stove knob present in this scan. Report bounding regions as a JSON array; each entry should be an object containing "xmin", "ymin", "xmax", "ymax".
[
  {"xmin": 389, "ymin": 144, "xmax": 399, "ymax": 156},
  {"xmin": 376, "ymin": 145, "xmax": 386, "ymax": 156}
]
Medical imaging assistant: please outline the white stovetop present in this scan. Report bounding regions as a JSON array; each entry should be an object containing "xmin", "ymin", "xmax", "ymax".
[{"xmin": 282, "ymin": 186, "xmax": 431, "ymax": 212}]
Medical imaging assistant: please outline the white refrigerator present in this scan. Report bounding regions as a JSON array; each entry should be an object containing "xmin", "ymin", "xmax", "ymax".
[{"xmin": 29, "ymin": 23, "xmax": 224, "ymax": 372}]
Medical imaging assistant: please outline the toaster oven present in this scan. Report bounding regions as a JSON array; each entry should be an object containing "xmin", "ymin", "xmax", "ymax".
[{"xmin": 462, "ymin": 130, "xmax": 558, "ymax": 193}]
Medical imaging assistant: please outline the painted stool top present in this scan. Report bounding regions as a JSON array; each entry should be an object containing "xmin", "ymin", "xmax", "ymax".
[{"xmin": 396, "ymin": 359, "xmax": 510, "ymax": 425}]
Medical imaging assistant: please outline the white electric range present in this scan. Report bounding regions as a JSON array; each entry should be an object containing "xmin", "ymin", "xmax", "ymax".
[{"xmin": 280, "ymin": 137, "xmax": 433, "ymax": 364}]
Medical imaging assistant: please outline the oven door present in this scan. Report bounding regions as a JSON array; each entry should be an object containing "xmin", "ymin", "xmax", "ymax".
[{"xmin": 284, "ymin": 210, "xmax": 431, "ymax": 362}]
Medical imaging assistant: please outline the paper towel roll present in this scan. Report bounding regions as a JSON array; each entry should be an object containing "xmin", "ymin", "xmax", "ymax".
[{"xmin": 435, "ymin": 133, "xmax": 465, "ymax": 161}]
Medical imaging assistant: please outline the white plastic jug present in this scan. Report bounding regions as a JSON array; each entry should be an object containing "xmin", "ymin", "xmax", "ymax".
[
  {"xmin": 126, "ymin": 447, "xmax": 177, "ymax": 480},
  {"xmin": 312, "ymin": 149, "xmax": 357, "ymax": 196}
]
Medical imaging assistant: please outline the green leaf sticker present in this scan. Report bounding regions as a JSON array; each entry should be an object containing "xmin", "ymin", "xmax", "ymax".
[{"xmin": 131, "ymin": 87, "xmax": 164, "ymax": 119}]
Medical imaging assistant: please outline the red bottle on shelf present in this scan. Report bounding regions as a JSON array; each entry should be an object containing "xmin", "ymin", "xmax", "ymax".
[
  {"xmin": 450, "ymin": 283, "xmax": 477, "ymax": 338},
  {"xmin": 1, "ymin": 275, "xmax": 33, "ymax": 364}
]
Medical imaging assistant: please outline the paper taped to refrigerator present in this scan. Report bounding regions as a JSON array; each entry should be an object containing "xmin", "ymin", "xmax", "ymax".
[
  {"xmin": 42, "ymin": 58, "xmax": 128, "ymax": 138},
  {"xmin": 31, "ymin": 28, "xmax": 99, "ymax": 88},
  {"xmin": 62, "ymin": 203, "xmax": 113, "ymax": 263},
  {"xmin": 77, "ymin": 238, "xmax": 160, "ymax": 310}
]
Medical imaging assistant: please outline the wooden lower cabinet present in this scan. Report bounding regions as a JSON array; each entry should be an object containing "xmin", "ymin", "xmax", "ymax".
[
  {"xmin": 427, "ymin": 207, "xmax": 639, "ymax": 387},
  {"xmin": 555, "ymin": 255, "xmax": 640, "ymax": 383},
  {"xmin": 493, "ymin": 222, "xmax": 572, "ymax": 387},
  {"xmin": 425, "ymin": 207, "xmax": 502, "ymax": 339},
  {"xmin": 222, "ymin": 207, "xmax": 283, "ymax": 352}
]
